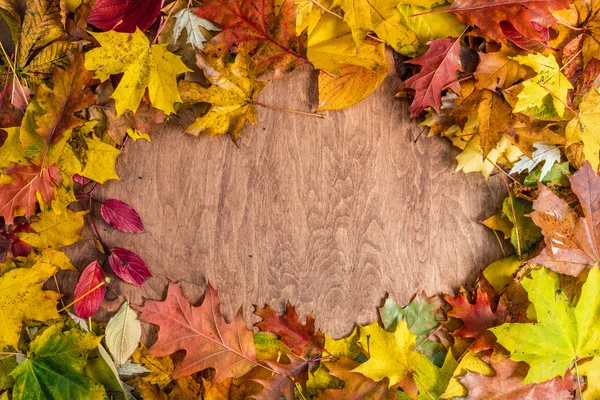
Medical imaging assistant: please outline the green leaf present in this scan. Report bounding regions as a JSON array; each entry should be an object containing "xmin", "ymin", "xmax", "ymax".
[
  {"xmin": 11, "ymin": 324, "xmax": 108, "ymax": 399},
  {"xmin": 523, "ymin": 162, "xmax": 571, "ymax": 187},
  {"xmin": 490, "ymin": 267, "xmax": 600, "ymax": 384},
  {"xmin": 501, "ymin": 196, "xmax": 542, "ymax": 257}
]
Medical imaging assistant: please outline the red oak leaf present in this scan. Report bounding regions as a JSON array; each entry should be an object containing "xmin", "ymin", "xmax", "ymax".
[
  {"xmin": 460, "ymin": 358, "xmax": 577, "ymax": 399},
  {"xmin": 448, "ymin": 0, "xmax": 569, "ymax": 44},
  {"xmin": 108, "ymin": 247, "xmax": 151, "ymax": 286},
  {"xmin": 195, "ymin": 0, "xmax": 308, "ymax": 78},
  {"xmin": 88, "ymin": 0, "xmax": 162, "ymax": 33},
  {"xmin": 101, "ymin": 199, "xmax": 144, "ymax": 233},
  {"xmin": 254, "ymin": 303, "xmax": 324, "ymax": 357},
  {"xmin": 400, "ymin": 38, "xmax": 463, "ymax": 118},
  {"xmin": 0, "ymin": 164, "xmax": 60, "ymax": 225},
  {"xmin": 74, "ymin": 260, "xmax": 106, "ymax": 319},
  {"xmin": 252, "ymin": 353, "xmax": 309, "ymax": 400},
  {"xmin": 134, "ymin": 282, "xmax": 260, "ymax": 380},
  {"xmin": 445, "ymin": 282, "xmax": 510, "ymax": 352}
]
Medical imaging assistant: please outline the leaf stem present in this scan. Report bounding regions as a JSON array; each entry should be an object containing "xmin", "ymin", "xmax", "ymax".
[
  {"xmin": 255, "ymin": 101, "xmax": 326, "ymax": 118},
  {"xmin": 58, "ymin": 280, "xmax": 107, "ymax": 313}
]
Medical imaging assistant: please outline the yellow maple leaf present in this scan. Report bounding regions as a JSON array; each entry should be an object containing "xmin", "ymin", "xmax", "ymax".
[
  {"xmin": 566, "ymin": 87, "xmax": 600, "ymax": 169},
  {"xmin": 17, "ymin": 209, "xmax": 86, "ymax": 250},
  {"xmin": 0, "ymin": 259, "xmax": 71, "ymax": 348},
  {"xmin": 440, "ymin": 351, "xmax": 494, "ymax": 398},
  {"xmin": 0, "ymin": 127, "xmax": 28, "ymax": 169},
  {"xmin": 352, "ymin": 321, "xmax": 432, "ymax": 389},
  {"xmin": 579, "ymin": 356, "xmax": 600, "ymax": 398},
  {"xmin": 178, "ymin": 51, "xmax": 266, "ymax": 139},
  {"xmin": 511, "ymin": 53, "xmax": 573, "ymax": 118},
  {"xmin": 85, "ymin": 29, "xmax": 192, "ymax": 116}
]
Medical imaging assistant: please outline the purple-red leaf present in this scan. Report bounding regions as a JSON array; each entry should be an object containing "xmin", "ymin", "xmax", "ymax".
[
  {"xmin": 108, "ymin": 248, "xmax": 151, "ymax": 286},
  {"xmin": 100, "ymin": 199, "xmax": 144, "ymax": 233},
  {"xmin": 73, "ymin": 174, "xmax": 91, "ymax": 186},
  {"xmin": 88, "ymin": 0, "xmax": 162, "ymax": 33},
  {"xmin": 74, "ymin": 260, "xmax": 106, "ymax": 319}
]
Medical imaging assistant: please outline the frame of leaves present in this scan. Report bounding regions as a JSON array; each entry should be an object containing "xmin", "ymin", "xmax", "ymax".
[{"xmin": 1, "ymin": 0, "xmax": 600, "ymax": 399}]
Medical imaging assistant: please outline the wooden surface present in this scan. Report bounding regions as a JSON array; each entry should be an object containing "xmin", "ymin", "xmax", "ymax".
[{"xmin": 62, "ymin": 64, "xmax": 508, "ymax": 339}]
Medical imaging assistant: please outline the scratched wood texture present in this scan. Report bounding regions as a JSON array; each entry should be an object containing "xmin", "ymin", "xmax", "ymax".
[{"xmin": 56, "ymin": 63, "xmax": 508, "ymax": 339}]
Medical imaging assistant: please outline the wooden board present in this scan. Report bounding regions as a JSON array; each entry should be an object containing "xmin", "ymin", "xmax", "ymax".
[{"xmin": 62, "ymin": 65, "xmax": 508, "ymax": 339}]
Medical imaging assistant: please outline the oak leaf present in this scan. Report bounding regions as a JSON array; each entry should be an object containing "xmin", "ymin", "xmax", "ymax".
[
  {"xmin": 490, "ymin": 266, "xmax": 600, "ymax": 383},
  {"xmin": 529, "ymin": 162, "xmax": 600, "ymax": 275},
  {"xmin": 88, "ymin": 0, "xmax": 162, "ymax": 33},
  {"xmin": 255, "ymin": 302, "xmax": 325, "ymax": 357},
  {"xmin": 10, "ymin": 324, "xmax": 107, "ymax": 400},
  {"xmin": 459, "ymin": 358, "xmax": 577, "ymax": 399},
  {"xmin": 0, "ymin": 164, "xmax": 60, "ymax": 225},
  {"xmin": 195, "ymin": 0, "xmax": 309, "ymax": 78},
  {"xmin": 447, "ymin": 0, "xmax": 568, "ymax": 44},
  {"xmin": 178, "ymin": 51, "xmax": 266, "ymax": 139},
  {"xmin": 84, "ymin": 29, "xmax": 191, "ymax": 115},
  {"xmin": 400, "ymin": 38, "xmax": 463, "ymax": 118},
  {"xmin": 135, "ymin": 282, "xmax": 260, "ymax": 380},
  {"xmin": 0, "ymin": 258, "xmax": 71, "ymax": 348}
]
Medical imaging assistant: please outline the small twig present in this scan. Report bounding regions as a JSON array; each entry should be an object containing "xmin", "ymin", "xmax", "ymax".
[
  {"xmin": 255, "ymin": 101, "xmax": 326, "ymax": 118},
  {"xmin": 58, "ymin": 280, "xmax": 107, "ymax": 313},
  {"xmin": 154, "ymin": 0, "xmax": 181, "ymax": 44},
  {"xmin": 54, "ymin": 275, "xmax": 66, "ymax": 308}
]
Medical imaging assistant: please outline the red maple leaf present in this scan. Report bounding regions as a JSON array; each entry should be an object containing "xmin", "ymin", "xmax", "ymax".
[
  {"xmin": 135, "ymin": 282, "xmax": 262, "ymax": 380},
  {"xmin": 254, "ymin": 303, "xmax": 324, "ymax": 357},
  {"xmin": 195, "ymin": 0, "xmax": 309, "ymax": 78},
  {"xmin": 445, "ymin": 282, "xmax": 513, "ymax": 352},
  {"xmin": 0, "ymin": 164, "xmax": 60, "ymax": 225},
  {"xmin": 448, "ymin": 0, "xmax": 569, "ymax": 44},
  {"xmin": 88, "ymin": 0, "xmax": 162, "ymax": 33},
  {"xmin": 400, "ymin": 38, "xmax": 463, "ymax": 118}
]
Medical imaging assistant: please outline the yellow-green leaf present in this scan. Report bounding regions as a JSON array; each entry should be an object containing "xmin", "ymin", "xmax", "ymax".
[{"xmin": 17, "ymin": 0, "xmax": 64, "ymax": 67}]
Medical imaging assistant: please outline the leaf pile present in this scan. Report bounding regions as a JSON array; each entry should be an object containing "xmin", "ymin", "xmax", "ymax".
[{"xmin": 0, "ymin": 0, "xmax": 600, "ymax": 399}]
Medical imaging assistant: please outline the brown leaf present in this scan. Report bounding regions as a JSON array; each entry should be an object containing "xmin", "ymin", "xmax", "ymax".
[
  {"xmin": 135, "ymin": 282, "xmax": 261, "ymax": 380},
  {"xmin": 474, "ymin": 50, "xmax": 531, "ymax": 91},
  {"xmin": 460, "ymin": 358, "xmax": 577, "ymax": 399},
  {"xmin": 478, "ymin": 89, "xmax": 513, "ymax": 156},
  {"xmin": 530, "ymin": 162, "xmax": 600, "ymax": 276},
  {"xmin": 251, "ymin": 353, "xmax": 308, "ymax": 400}
]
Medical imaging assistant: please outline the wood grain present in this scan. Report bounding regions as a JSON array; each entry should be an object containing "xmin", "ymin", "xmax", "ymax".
[{"xmin": 62, "ymin": 63, "xmax": 508, "ymax": 339}]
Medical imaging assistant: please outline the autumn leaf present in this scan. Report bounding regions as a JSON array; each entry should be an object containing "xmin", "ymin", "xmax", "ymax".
[
  {"xmin": 490, "ymin": 266, "xmax": 600, "ymax": 383},
  {"xmin": 331, "ymin": 0, "xmax": 419, "ymax": 51},
  {"xmin": 16, "ymin": 0, "xmax": 64, "ymax": 67},
  {"xmin": 510, "ymin": 142, "xmax": 561, "ymax": 180},
  {"xmin": 17, "ymin": 208, "xmax": 86, "ymax": 249},
  {"xmin": 459, "ymin": 358, "xmax": 577, "ymax": 399},
  {"xmin": 88, "ymin": 0, "xmax": 162, "ymax": 33},
  {"xmin": 477, "ymin": 89, "xmax": 514, "ymax": 156},
  {"xmin": 255, "ymin": 302, "xmax": 325, "ymax": 357},
  {"xmin": 172, "ymin": 8, "xmax": 220, "ymax": 50},
  {"xmin": 0, "ymin": 0, "xmax": 20, "ymax": 44},
  {"xmin": 73, "ymin": 260, "xmax": 106, "ymax": 319},
  {"xmin": 400, "ymin": 38, "xmax": 463, "ymax": 118},
  {"xmin": 317, "ymin": 63, "xmax": 388, "ymax": 111},
  {"xmin": 0, "ymin": 164, "xmax": 60, "ymax": 225},
  {"xmin": 579, "ymin": 357, "xmax": 600, "ymax": 398},
  {"xmin": 511, "ymin": 53, "xmax": 572, "ymax": 118},
  {"xmin": 135, "ymin": 282, "xmax": 260, "ymax": 380},
  {"xmin": 252, "ymin": 353, "xmax": 309, "ymax": 400},
  {"xmin": 583, "ymin": 7, "xmax": 600, "ymax": 66},
  {"xmin": 105, "ymin": 302, "xmax": 142, "ymax": 366},
  {"xmin": 10, "ymin": 324, "xmax": 107, "ymax": 400},
  {"xmin": 446, "ymin": 0, "xmax": 568, "ymax": 44},
  {"xmin": 474, "ymin": 50, "xmax": 531, "ymax": 92},
  {"xmin": 566, "ymin": 87, "xmax": 600, "ymax": 169},
  {"xmin": 441, "ymin": 350, "xmax": 494, "ymax": 398},
  {"xmin": 178, "ymin": 51, "xmax": 266, "ymax": 139},
  {"xmin": 100, "ymin": 199, "xmax": 143, "ymax": 233},
  {"xmin": 107, "ymin": 247, "xmax": 151, "ymax": 286},
  {"xmin": 84, "ymin": 29, "xmax": 191, "ymax": 115},
  {"xmin": 0, "ymin": 258, "xmax": 71, "ymax": 348},
  {"xmin": 316, "ymin": 357, "xmax": 396, "ymax": 399},
  {"xmin": 529, "ymin": 162, "xmax": 600, "ymax": 275},
  {"xmin": 195, "ymin": 0, "xmax": 309, "ymax": 78}
]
